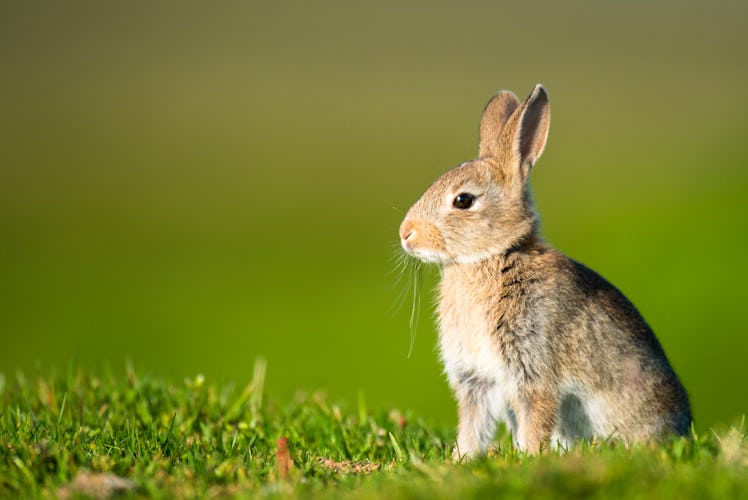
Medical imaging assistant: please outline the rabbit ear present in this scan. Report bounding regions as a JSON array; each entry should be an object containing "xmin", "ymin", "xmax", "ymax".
[
  {"xmin": 511, "ymin": 84, "xmax": 550, "ymax": 179},
  {"xmin": 478, "ymin": 90, "xmax": 521, "ymax": 158}
]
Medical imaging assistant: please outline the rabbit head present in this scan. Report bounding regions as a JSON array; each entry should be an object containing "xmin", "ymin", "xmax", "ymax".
[{"xmin": 399, "ymin": 84, "xmax": 550, "ymax": 264}]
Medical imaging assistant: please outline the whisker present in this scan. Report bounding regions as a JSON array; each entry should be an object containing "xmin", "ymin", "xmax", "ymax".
[
  {"xmin": 407, "ymin": 260, "xmax": 423, "ymax": 359},
  {"xmin": 393, "ymin": 252, "xmax": 408, "ymax": 274},
  {"xmin": 387, "ymin": 248, "xmax": 414, "ymax": 317},
  {"xmin": 388, "ymin": 244, "xmax": 410, "ymax": 277},
  {"xmin": 388, "ymin": 278, "xmax": 411, "ymax": 317},
  {"xmin": 387, "ymin": 243, "xmax": 426, "ymax": 358}
]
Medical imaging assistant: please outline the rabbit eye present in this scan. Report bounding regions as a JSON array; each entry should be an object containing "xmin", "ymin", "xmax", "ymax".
[{"xmin": 453, "ymin": 193, "xmax": 476, "ymax": 210}]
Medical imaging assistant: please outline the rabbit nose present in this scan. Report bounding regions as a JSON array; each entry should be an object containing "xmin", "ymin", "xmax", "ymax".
[{"xmin": 400, "ymin": 221, "xmax": 415, "ymax": 242}]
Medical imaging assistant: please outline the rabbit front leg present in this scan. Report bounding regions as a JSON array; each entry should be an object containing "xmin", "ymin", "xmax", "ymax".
[
  {"xmin": 452, "ymin": 379, "xmax": 498, "ymax": 460},
  {"xmin": 514, "ymin": 388, "xmax": 558, "ymax": 454}
]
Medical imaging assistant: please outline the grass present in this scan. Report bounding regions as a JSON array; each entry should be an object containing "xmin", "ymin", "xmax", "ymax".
[{"xmin": 1, "ymin": 362, "xmax": 746, "ymax": 499}]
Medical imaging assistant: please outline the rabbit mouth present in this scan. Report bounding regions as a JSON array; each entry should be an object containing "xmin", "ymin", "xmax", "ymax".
[
  {"xmin": 401, "ymin": 240, "xmax": 500, "ymax": 265},
  {"xmin": 400, "ymin": 241, "xmax": 446, "ymax": 264}
]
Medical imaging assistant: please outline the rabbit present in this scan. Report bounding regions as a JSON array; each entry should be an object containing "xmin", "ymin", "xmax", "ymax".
[{"xmin": 398, "ymin": 84, "xmax": 691, "ymax": 458}]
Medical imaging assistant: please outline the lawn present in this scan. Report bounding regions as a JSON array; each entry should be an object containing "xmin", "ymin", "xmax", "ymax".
[
  {"xmin": 2, "ymin": 4, "xmax": 747, "ymax": 498},
  {"xmin": 2, "ymin": 361, "xmax": 745, "ymax": 499}
]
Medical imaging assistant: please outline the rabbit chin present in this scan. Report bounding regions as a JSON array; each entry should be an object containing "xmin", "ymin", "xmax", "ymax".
[
  {"xmin": 403, "ymin": 246, "xmax": 446, "ymax": 264},
  {"xmin": 404, "ymin": 245, "xmax": 499, "ymax": 266}
]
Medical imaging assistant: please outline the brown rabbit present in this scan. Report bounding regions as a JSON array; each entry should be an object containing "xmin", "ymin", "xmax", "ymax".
[{"xmin": 399, "ymin": 84, "xmax": 691, "ymax": 458}]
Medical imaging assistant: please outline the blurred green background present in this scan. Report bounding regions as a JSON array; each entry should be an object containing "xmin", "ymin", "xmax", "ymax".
[{"xmin": 1, "ymin": 1, "xmax": 746, "ymax": 430}]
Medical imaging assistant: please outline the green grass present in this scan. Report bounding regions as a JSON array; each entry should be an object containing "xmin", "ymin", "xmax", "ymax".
[{"xmin": 1, "ymin": 362, "xmax": 746, "ymax": 499}]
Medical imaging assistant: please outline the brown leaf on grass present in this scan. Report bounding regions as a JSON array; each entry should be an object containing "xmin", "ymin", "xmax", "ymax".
[
  {"xmin": 276, "ymin": 436, "xmax": 294, "ymax": 481},
  {"xmin": 317, "ymin": 458, "xmax": 381, "ymax": 475},
  {"xmin": 58, "ymin": 472, "xmax": 136, "ymax": 499},
  {"xmin": 388, "ymin": 409, "xmax": 407, "ymax": 429}
]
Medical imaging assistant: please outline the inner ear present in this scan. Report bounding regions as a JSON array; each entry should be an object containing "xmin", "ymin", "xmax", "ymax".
[{"xmin": 517, "ymin": 86, "xmax": 550, "ymax": 169}]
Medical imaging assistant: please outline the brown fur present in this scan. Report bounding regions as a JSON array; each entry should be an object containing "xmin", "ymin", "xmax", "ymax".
[{"xmin": 399, "ymin": 84, "xmax": 691, "ymax": 458}]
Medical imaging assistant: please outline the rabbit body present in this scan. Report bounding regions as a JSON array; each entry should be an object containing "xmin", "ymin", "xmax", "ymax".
[{"xmin": 399, "ymin": 85, "xmax": 691, "ymax": 458}]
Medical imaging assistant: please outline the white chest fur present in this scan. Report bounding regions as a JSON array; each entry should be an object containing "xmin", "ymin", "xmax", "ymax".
[{"xmin": 438, "ymin": 264, "xmax": 518, "ymax": 423}]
